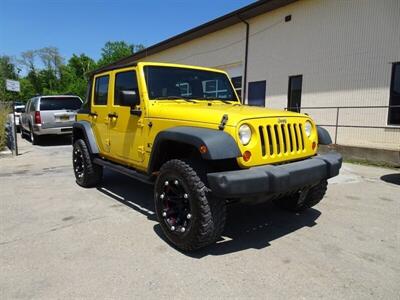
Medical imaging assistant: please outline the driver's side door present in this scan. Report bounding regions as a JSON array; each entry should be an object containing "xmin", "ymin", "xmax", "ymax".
[{"xmin": 108, "ymin": 67, "xmax": 144, "ymax": 164}]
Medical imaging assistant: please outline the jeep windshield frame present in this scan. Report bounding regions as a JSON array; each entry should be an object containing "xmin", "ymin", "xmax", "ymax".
[{"xmin": 143, "ymin": 66, "xmax": 239, "ymax": 103}]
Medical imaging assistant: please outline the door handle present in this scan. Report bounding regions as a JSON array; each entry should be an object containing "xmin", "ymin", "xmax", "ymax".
[
  {"xmin": 108, "ymin": 113, "xmax": 118, "ymax": 119},
  {"xmin": 89, "ymin": 112, "xmax": 98, "ymax": 117}
]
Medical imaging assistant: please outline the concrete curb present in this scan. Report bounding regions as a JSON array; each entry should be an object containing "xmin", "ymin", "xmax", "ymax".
[{"xmin": 319, "ymin": 144, "xmax": 400, "ymax": 168}]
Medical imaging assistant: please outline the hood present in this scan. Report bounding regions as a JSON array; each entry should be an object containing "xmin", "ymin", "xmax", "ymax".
[{"xmin": 148, "ymin": 101, "xmax": 308, "ymax": 127}]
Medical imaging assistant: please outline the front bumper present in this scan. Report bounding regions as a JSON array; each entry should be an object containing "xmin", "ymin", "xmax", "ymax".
[{"xmin": 207, "ymin": 152, "xmax": 342, "ymax": 198}]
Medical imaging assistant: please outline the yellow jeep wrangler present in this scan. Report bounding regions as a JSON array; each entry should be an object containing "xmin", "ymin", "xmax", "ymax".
[{"xmin": 73, "ymin": 62, "xmax": 342, "ymax": 251}]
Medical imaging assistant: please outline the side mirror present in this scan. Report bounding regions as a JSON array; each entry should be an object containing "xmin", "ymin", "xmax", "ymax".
[{"xmin": 120, "ymin": 90, "xmax": 139, "ymax": 107}]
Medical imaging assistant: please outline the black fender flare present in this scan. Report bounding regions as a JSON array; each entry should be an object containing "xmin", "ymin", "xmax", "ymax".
[
  {"xmin": 148, "ymin": 126, "xmax": 241, "ymax": 172},
  {"xmin": 317, "ymin": 126, "xmax": 332, "ymax": 145},
  {"xmin": 72, "ymin": 121, "xmax": 99, "ymax": 154}
]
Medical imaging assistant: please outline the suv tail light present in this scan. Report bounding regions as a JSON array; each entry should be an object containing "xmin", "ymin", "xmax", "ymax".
[{"xmin": 34, "ymin": 111, "xmax": 42, "ymax": 124}]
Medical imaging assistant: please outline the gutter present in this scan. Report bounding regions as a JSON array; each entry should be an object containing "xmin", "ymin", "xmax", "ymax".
[{"xmin": 238, "ymin": 15, "xmax": 249, "ymax": 105}]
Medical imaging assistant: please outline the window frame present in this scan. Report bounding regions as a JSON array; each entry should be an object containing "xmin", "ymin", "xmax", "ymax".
[{"xmin": 93, "ymin": 74, "xmax": 110, "ymax": 106}]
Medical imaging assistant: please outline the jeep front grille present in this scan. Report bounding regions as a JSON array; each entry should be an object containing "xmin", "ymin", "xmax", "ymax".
[{"xmin": 258, "ymin": 123, "xmax": 305, "ymax": 157}]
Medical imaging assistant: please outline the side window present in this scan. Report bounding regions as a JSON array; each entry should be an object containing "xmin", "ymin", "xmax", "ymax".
[
  {"xmin": 94, "ymin": 75, "xmax": 109, "ymax": 105},
  {"xmin": 114, "ymin": 71, "xmax": 139, "ymax": 106}
]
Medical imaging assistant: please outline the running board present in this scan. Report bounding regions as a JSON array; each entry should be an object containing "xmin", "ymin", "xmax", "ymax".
[{"xmin": 93, "ymin": 158, "xmax": 153, "ymax": 185}]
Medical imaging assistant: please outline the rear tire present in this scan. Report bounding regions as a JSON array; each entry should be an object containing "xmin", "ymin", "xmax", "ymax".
[
  {"xmin": 154, "ymin": 159, "xmax": 226, "ymax": 251},
  {"xmin": 73, "ymin": 139, "xmax": 103, "ymax": 187},
  {"xmin": 29, "ymin": 125, "xmax": 40, "ymax": 145},
  {"xmin": 274, "ymin": 180, "xmax": 328, "ymax": 212}
]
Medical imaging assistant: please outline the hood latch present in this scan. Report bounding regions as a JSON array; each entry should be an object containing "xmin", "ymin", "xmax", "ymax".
[{"xmin": 219, "ymin": 114, "xmax": 228, "ymax": 130}]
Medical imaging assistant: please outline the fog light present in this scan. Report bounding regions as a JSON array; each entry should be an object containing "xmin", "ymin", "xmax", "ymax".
[{"xmin": 243, "ymin": 151, "xmax": 251, "ymax": 162}]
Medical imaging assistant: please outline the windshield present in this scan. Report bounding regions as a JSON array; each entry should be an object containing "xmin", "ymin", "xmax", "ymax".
[
  {"xmin": 40, "ymin": 97, "xmax": 82, "ymax": 111},
  {"xmin": 144, "ymin": 66, "xmax": 238, "ymax": 102}
]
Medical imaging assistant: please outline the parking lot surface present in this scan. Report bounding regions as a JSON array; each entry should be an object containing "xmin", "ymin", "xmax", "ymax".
[{"xmin": 1, "ymin": 136, "xmax": 399, "ymax": 299}]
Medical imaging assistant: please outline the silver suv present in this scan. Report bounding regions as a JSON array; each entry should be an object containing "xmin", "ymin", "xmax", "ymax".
[{"xmin": 21, "ymin": 95, "xmax": 83, "ymax": 144}]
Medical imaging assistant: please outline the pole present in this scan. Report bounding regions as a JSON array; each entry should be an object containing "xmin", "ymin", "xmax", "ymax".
[
  {"xmin": 12, "ymin": 100, "xmax": 18, "ymax": 156},
  {"xmin": 334, "ymin": 107, "xmax": 340, "ymax": 144}
]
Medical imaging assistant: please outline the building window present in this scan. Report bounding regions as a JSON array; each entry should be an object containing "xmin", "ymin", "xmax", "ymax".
[
  {"xmin": 94, "ymin": 75, "xmax": 109, "ymax": 105},
  {"xmin": 231, "ymin": 76, "xmax": 242, "ymax": 99},
  {"xmin": 114, "ymin": 71, "xmax": 138, "ymax": 106},
  {"xmin": 203, "ymin": 79, "xmax": 229, "ymax": 98},
  {"xmin": 388, "ymin": 62, "xmax": 400, "ymax": 125},
  {"xmin": 287, "ymin": 75, "xmax": 303, "ymax": 112},
  {"xmin": 248, "ymin": 80, "xmax": 266, "ymax": 107}
]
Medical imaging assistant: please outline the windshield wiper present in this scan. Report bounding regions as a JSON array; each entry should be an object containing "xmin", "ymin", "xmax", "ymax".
[
  {"xmin": 195, "ymin": 97, "xmax": 235, "ymax": 104},
  {"xmin": 153, "ymin": 96, "xmax": 196, "ymax": 103}
]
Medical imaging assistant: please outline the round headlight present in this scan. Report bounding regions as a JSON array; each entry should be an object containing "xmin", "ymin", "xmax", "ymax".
[
  {"xmin": 305, "ymin": 121, "xmax": 313, "ymax": 137},
  {"xmin": 239, "ymin": 124, "xmax": 252, "ymax": 145}
]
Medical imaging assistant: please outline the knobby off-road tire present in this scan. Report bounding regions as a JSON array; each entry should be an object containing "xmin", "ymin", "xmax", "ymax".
[
  {"xmin": 73, "ymin": 139, "xmax": 103, "ymax": 188},
  {"xmin": 274, "ymin": 180, "xmax": 328, "ymax": 212},
  {"xmin": 154, "ymin": 159, "xmax": 226, "ymax": 251}
]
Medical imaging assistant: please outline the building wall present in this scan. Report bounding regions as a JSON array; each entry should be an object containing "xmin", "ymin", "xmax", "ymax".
[{"xmin": 138, "ymin": 0, "xmax": 400, "ymax": 150}]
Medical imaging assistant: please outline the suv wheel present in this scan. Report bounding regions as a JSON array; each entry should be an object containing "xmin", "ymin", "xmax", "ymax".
[
  {"xmin": 73, "ymin": 139, "xmax": 103, "ymax": 187},
  {"xmin": 274, "ymin": 180, "xmax": 328, "ymax": 212},
  {"xmin": 154, "ymin": 159, "xmax": 226, "ymax": 251},
  {"xmin": 29, "ymin": 125, "xmax": 40, "ymax": 145}
]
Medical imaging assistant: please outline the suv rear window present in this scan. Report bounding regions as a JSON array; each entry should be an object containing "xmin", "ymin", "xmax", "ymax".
[{"xmin": 39, "ymin": 97, "xmax": 82, "ymax": 111}]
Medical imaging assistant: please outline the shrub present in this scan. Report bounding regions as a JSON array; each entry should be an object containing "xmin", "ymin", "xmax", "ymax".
[{"xmin": 0, "ymin": 102, "xmax": 11, "ymax": 151}]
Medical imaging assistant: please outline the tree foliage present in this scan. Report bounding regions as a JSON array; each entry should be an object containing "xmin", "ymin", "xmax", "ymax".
[
  {"xmin": 0, "ymin": 41, "xmax": 145, "ymax": 102},
  {"xmin": 97, "ymin": 41, "xmax": 145, "ymax": 67}
]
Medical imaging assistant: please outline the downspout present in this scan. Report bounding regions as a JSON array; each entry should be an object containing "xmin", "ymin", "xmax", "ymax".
[{"xmin": 238, "ymin": 15, "xmax": 249, "ymax": 104}]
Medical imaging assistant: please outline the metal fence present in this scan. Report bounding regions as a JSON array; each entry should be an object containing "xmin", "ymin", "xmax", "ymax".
[{"xmin": 285, "ymin": 105, "xmax": 400, "ymax": 146}]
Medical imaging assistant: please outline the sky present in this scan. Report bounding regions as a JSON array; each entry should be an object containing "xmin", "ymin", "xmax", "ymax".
[{"xmin": 0, "ymin": 0, "xmax": 254, "ymax": 61}]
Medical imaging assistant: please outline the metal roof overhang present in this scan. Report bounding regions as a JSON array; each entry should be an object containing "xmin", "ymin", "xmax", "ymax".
[{"xmin": 91, "ymin": 0, "xmax": 297, "ymax": 75}]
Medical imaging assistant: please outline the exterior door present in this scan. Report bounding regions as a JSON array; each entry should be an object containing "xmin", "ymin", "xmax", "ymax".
[
  {"xmin": 91, "ymin": 74, "xmax": 111, "ymax": 154},
  {"xmin": 109, "ymin": 68, "xmax": 144, "ymax": 163}
]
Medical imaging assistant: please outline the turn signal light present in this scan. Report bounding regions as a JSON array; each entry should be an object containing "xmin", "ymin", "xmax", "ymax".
[
  {"xmin": 243, "ymin": 150, "xmax": 251, "ymax": 162},
  {"xmin": 312, "ymin": 141, "xmax": 317, "ymax": 150},
  {"xmin": 199, "ymin": 145, "xmax": 208, "ymax": 154},
  {"xmin": 34, "ymin": 111, "xmax": 42, "ymax": 124}
]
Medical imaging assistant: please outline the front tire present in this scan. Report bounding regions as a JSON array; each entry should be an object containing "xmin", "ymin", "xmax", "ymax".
[
  {"xmin": 154, "ymin": 159, "xmax": 226, "ymax": 251},
  {"xmin": 274, "ymin": 180, "xmax": 328, "ymax": 212},
  {"xmin": 73, "ymin": 139, "xmax": 103, "ymax": 187}
]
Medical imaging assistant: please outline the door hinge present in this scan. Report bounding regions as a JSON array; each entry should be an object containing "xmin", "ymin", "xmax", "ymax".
[
  {"xmin": 137, "ymin": 119, "xmax": 144, "ymax": 128},
  {"xmin": 138, "ymin": 146, "xmax": 145, "ymax": 155}
]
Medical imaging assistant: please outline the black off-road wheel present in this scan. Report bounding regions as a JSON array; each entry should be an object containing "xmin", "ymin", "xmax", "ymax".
[
  {"xmin": 73, "ymin": 139, "xmax": 103, "ymax": 187},
  {"xmin": 274, "ymin": 180, "xmax": 328, "ymax": 212},
  {"xmin": 154, "ymin": 159, "xmax": 226, "ymax": 251}
]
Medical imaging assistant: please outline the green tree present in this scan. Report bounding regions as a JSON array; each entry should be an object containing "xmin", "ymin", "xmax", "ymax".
[
  {"xmin": 97, "ymin": 41, "xmax": 145, "ymax": 67},
  {"xmin": 0, "ymin": 55, "xmax": 19, "ymax": 102}
]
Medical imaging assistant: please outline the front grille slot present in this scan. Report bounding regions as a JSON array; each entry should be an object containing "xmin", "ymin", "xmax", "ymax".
[{"xmin": 259, "ymin": 122, "xmax": 306, "ymax": 157}]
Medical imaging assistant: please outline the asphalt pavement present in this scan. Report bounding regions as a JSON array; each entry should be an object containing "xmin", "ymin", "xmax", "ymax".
[{"xmin": 0, "ymin": 135, "xmax": 399, "ymax": 299}]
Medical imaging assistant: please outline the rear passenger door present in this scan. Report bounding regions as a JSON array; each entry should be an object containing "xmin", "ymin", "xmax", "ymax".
[
  {"xmin": 109, "ymin": 68, "xmax": 144, "ymax": 164},
  {"xmin": 91, "ymin": 73, "xmax": 111, "ymax": 154}
]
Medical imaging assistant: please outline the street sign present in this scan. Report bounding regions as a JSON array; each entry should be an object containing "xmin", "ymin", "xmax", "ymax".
[{"xmin": 6, "ymin": 79, "xmax": 20, "ymax": 92}]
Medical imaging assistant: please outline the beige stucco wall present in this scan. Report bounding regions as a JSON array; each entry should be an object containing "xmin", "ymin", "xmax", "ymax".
[{"xmin": 138, "ymin": 0, "xmax": 400, "ymax": 151}]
